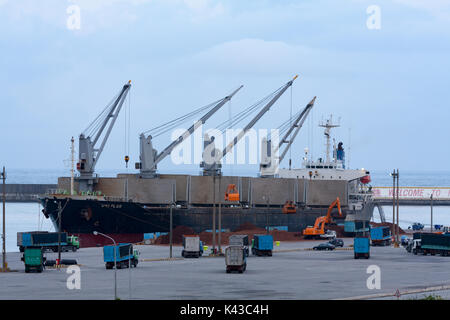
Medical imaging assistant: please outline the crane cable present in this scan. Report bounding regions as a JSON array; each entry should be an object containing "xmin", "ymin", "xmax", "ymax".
[
  {"xmin": 142, "ymin": 98, "xmax": 223, "ymax": 138},
  {"xmin": 216, "ymin": 84, "xmax": 285, "ymax": 133},
  {"xmin": 83, "ymin": 91, "xmax": 121, "ymax": 138},
  {"xmin": 124, "ymin": 90, "xmax": 131, "ymax": 168},
  {"xmin": 289, "ymin": 86, "xmax": 293, "ymax": 169}
]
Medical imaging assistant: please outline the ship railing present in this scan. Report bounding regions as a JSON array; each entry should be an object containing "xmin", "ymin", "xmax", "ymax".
[
  {"xmin": 46, "ymin": 189, "xmax": 70, "ymax": 195},
  {"xmin": 104, "ymin": 196, "xmax": 134, "ymax": 202}
]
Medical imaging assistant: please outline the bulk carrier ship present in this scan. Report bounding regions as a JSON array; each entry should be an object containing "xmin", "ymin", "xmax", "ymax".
[{"xmin": 41, "ymin": 78, "xmax": 373, "ymax": 247}]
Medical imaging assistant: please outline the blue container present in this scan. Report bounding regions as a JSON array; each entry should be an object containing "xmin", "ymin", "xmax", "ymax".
[
  {"xmin": 103, "ymin": 243, "xmax": 134, "ymax": 263},
  {"xmin": 143, "ymin": 233, "xmax": 154, "ymax": 240},
  {"xmin": 253, "ymin": 235, "xmax": 273, "ymax": 251},
  {"xmin": 344, "ymin": 221, "xmax": 355, "ymax": 233},
  {"xmin": 370, "ymin": 227, "xmax": 391, "ymax": 241},
  {"xmin": 354, "ymin": 238, "xmax": 370, "ymax": 254},
  {"xmin": 267, "ymin": 226, "xmax": 288, "ymax": 232}
]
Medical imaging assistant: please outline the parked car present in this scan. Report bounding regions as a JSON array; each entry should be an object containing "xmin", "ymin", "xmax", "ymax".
[
  {"xmin": 313, "ymin": 243, "xmax": 335, "ymax": 251},
  {"xmin": 328, "ymin": 238, "xmax": 344, "ymax": 247}
]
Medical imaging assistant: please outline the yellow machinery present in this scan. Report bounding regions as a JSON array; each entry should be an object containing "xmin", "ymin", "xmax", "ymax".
[{"xmin": 303, "ymin": 197, "xmax": 342, "ymax": 239}]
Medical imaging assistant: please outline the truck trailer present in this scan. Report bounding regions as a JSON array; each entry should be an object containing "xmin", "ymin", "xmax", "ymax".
[
  {"xmin": 182, "ymin": 235, "xmax": 203, "ymax": 258},
  {"xmin": 17, "ymin": 231, "xmax": 79, "ymax": 253},
  {"xmin": 21, "ymin": 247, "xmax": 46, "ymax": 273},
  {"xmin": 225, "ymin": 246, "xmax": 247, "ymax": 273},
  {"xmin": 354, "ymin": 237, "xmax": 370, "ymax": 259},
  {"xmin": 251, "ymin": 235, "xmax": 273, "ymax": 256},
  {"xmin": 103, "ymin": 243, "xmax": 139, "ymax": 269},
  {"xmin": 412, "ymin": 233, "xmax": 450, "ymax": 256},
  {"xmin": 370, "ymin": 226, "xmax": 392, "ymax": 246},
  {"xmin": 229, "ymin": 235, "xmax": 249, "ymax": 257}
]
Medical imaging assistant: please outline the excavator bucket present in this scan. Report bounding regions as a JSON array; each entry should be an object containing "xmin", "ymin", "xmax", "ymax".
[{"xmin": 225, "ymin": 184, "xmax": 240, "ymax": 202}]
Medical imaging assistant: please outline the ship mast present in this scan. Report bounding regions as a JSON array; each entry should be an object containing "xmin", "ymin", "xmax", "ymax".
[
  {"xmin": 70, "ymin": 137, "xmax": 75, "ymax": 195},
  {"xmin": 319, "ymin": 115, "xmax": 340, "ymax": 163}
]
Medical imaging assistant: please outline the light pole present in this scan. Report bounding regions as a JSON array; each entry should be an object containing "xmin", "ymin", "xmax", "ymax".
[
  {"xmin": 57, "ymin": 201, "xmax": 62, "ymax": 267},
  {"xmin": 430, "ymin": 194, "xmax": 433, "ymax": 233},
  {"xmin": 390, "ymin": 170, "xmax": 398, "ymax": 244},
  {"xmin": 1, "ymin": 167, "xmax": 6, "ymax": 272},
  {"xmin": 170, "ymin": 201, "xmax": 173, "ymax": 259},
  {"xmin": 128, "ymin": 244, "xmax": 132, "ymax": 299},
  {"xmin": 93, "ymin": 231, "xmax": 118, "ymax": 300}
]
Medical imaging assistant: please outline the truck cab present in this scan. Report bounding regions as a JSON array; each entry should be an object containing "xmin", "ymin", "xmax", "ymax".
[{"xmin": 412, "ymin": 239, "xmax": 422, "ymax": 255}]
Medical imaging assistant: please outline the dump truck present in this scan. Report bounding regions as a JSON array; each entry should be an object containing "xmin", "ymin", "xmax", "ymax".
[
  {"xmin": 225, "ymin": 246, "xmax": 247, "ymax": 273},
  {"xmin": 21, "ymin": 247, "xmax": 46, "ymax": 273},
  {"xmin": 182, "ymin": 235, "xmax": 203, "ymax": 258},
  {"xmin": 354, "ymin": 237, "xmax": 370, "ymax": 259},
  {"xmin": 229, "ymin": 234, "xmax": 249, "ymax": 257},
  {"xmin": 370, "ymin": 226, "xmax": 392, "ymax": 246},
  {"xmin": 17, "ymin": 231, "xmax": 79, "ymax": 253},
  {"xmin": 103, "ymin": 243, "xmax": 139, "ymax": 269},
  {"xmin": 251, "ymin": 234, "xmax": 273, "ymax": 256},
  {"xmin": 412, "ymin": 232, "xmax": 450, "ymax": 256}
]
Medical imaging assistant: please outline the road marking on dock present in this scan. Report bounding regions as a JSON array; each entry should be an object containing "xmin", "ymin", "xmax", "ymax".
[
  {"xmin": 337, "ymin": 284, "xmax": 450, "ymax": 300},
  {"xmin": 274, "ymin": 247, "xmax": 352, "ymax": 253},
  {"xmin": 140, "ymin": 258, "xmax": 184, "ymax": 262}
]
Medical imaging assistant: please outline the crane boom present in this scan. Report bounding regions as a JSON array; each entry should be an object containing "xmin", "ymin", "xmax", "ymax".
[
  {"xmin": 139, "ymin": 86, "xmax": 243, "ymax": 178},
  {"xmin": 259, "ymin": 97, "xmax": 315, "ymax": 177},
  {"xmin": 202, "ymin": 76, "xmax": 298, "ymax": 176},
  {"xmin": 277, "ymin": 96, "xmax": 315, "ymax": 164},
  {"xmin": 77, "ymin": 81, "xmax": 131, "ymax": 191}
]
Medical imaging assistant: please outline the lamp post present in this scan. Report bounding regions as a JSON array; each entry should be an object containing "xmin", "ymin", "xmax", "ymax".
[
  {"xmin": 93, "ymin": 231, "xmax": 117, "ymax": 300},
  {"xmin": 390, "ymin": 170, "xmax": 398, "ymax": 244},
  {"xmin": 128, "ymin": 244, "xmax": 132, "ymax": 299},
  {"xmin": 1, "ymin": 167, "xmax": 6, "ymax": 272},
  {"xmin": 430, "ymin": 194, "xmax": 433, "ymax": 233}
]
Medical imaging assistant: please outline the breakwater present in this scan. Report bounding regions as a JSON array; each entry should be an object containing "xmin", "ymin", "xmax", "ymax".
[{"xmin": 0, "ymin": 184, "xmax": 57, "ymax": 202}]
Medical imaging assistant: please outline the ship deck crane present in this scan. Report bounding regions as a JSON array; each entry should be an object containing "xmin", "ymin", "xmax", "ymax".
[
  {"xmin": 77, "ymin": 81, "xmax": 132, "ymax": 191},
  {"xmin": 201, "ymin": 75, "xmax": 299, "ymax": 176},
  {"xmin": 260, "ymin": 96, "xmax": 316, "ymax": 177},
  {"xmin": 138, "ymin": 86, "xmax": 243, "ymax": 178}
]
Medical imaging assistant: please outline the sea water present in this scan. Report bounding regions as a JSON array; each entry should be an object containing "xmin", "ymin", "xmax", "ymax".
[{"xmin": 2, "ymin": 169, "xmax": 450, "ymax": 252}]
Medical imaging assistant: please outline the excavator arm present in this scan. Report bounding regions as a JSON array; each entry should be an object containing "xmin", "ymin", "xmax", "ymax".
[{"xmin": 303, "ymin": 197, "xmax": 342, "ymax": 238}]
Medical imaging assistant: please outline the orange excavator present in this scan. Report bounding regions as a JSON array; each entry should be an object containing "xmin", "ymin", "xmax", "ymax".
[
  {"xmin": 224, "ymin": 184, "xmax": 240, "ymax": 202},
  {"xmin": 303, "ymin": 197, "xmax": 342, "ymax": 239}
]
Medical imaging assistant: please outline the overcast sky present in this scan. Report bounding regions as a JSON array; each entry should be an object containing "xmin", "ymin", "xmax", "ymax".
[{"xmin": 1, "ymin": 0, "xmax": 449, "ymax": 175}]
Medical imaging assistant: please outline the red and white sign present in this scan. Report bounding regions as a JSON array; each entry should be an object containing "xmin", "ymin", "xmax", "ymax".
[{"xmin": 373, "ymin": 187, "xmax": 450, "ymax": 200}]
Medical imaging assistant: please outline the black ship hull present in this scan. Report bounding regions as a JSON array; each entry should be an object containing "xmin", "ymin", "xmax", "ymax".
[{"xmin": 40, "ymin": 197, "xmax": 359, "ymax": 247}]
